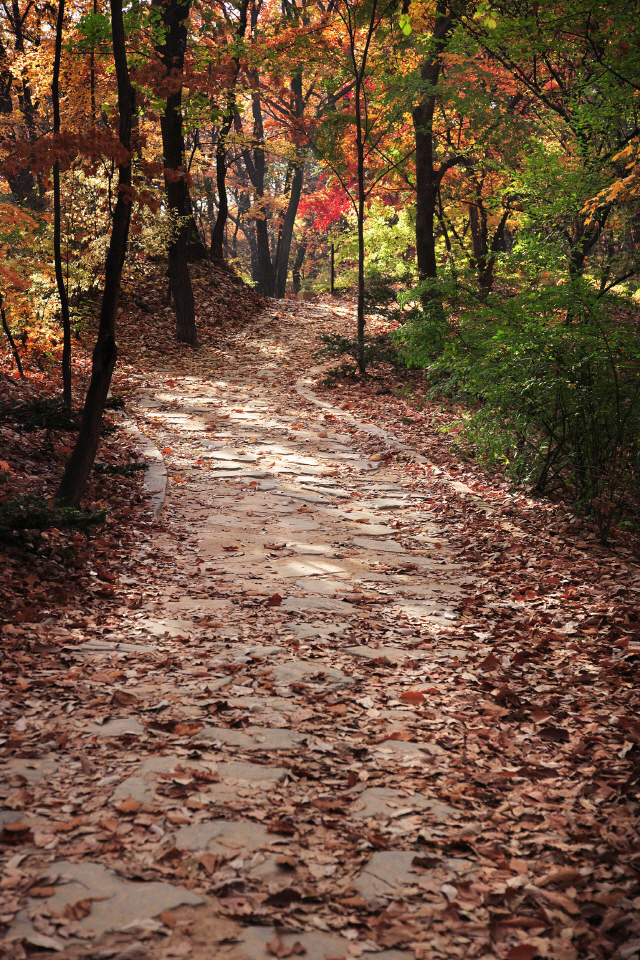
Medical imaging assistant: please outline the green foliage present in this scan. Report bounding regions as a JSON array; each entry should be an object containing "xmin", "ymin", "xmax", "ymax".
[
  {"xmin": 334, "ymin": 203, "xmax": 417, "ymax": 289},
  {"xmin": 0, "ymin": 495, "xmax": 107, "ymax": 541},
  {"xmin": 318, "ymin": 330, "xmax": 399, "ymax": 381},
  {"xmin": 396, "ymin": 273, "xmax": 640, "ymax": 539}
]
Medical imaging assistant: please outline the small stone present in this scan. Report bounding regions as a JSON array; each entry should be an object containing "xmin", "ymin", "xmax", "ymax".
[{"xmin": 194, "ymin": 726, "xmax": 306, "ymax": 751}]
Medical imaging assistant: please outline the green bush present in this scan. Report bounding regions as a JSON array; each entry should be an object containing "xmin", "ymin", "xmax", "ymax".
[{"xmin": 396, "ymin": 275, "xmax": 640, "ymax": 539}]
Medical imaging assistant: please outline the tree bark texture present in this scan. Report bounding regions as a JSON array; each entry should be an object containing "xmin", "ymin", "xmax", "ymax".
[
  {"xmin": 52, "ymin": 0, "xmax": 72, "ymax": 408},
  {"xmin": 235, "ymin": 66, "xmax": 306, "ymax": 297},
  {"xmin": 210, "ymin": 0, "xmax": 249, "ymax": 262},
  {"xmin": 154, "ymin": 0, "xmax": 198, "ymax": 346},
  {"xmin": 412, "ymin": 3, "xmax": 454, "ymax": 284},
  {"xmin": 55, "ymin": 0, "xmax": 134, "ymax": 507}
]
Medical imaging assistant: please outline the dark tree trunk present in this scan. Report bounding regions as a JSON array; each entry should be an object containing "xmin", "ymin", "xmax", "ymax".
[
  {"xmin": 468, "ymin": 199, "xmax": 510, "ymax": 296},
  {"xmin": 52, "ymin": 0, "xmax": 72, "ymax": 408},
  {"xmin": 292, "ymin": 242, "xmax": 306, "ymax": 294},
  {"xmin": 210, "ymin": 0, "xmax": 249, "ymax": 263},
  {"xmin": 3, "ymin": 8, "xmax": 43, "ymax": 209},
  {"xmin": 154, "ymin": 0, "xmax": 198, "ymax": 346},
  {"xmin": 273, "ymin": 160, "xmax": 304, "ymax": 297},
  {"xmin": 55, "ymin": 0, "xmax": 134, "ymax": 507},
  {"xmin": 413, "ymin": 101, "xmax": 439, "ymax": 281},
  {"xmin": 412, "ymin": 3, "xmax": 454, "ymax": 287},
  {"xmin": 356, "ymin": 75, "xmax": 366, "ymax": 373},
  {"xmin": 1, "ymin": 294, "xmax": 24, "ymax": 377},
  {"xmin": 210, "ymin": 113, "xmax": 232, "ymax": 262}
]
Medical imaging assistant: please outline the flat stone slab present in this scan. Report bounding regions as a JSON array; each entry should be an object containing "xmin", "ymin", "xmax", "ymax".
[
  {"xmin": 346, "ymin": 646, "xmax": 430, "ymax": 664},
  {"xmin": 351, "ymin": 787, "xmax": 454, "ymax": 822},
  {"xmin": 0, "ymin": 756, "xmax": 58, "ymax": 785},
  {"xmin": 194, "ymin": 726, "xmax": 306, "ymax": 751},
  {"xmin": 164, "ymin": 598, "xmax": 233, "ymax": 614},
  {"xmin": 355, "ymin": 850, "xmax": 476, "ymax": 900},
  {"xmin": 364, "ymin": 498, "xmax": 412, "ymax": 510},
  {"xmin": 288, "ymin": 542, "xmax": 336, "ymax": 556},
  {"xmin": 352, "ymin": 537, "xmax": 407, "ymax": 554},
  {"xmin": 114, "ymin": 756, "xmax": 288, "ymax": 804},
  {"xmin": 275, "ymin": 560, "xmax": 347, "ymax": 578},
  {"xmin": 175, "ymin": 820, "xmax": 273, "ymax": 853},
  {"xmin": 282, "ymin": 596, "xmax": 354, "ymax": 615},
  {"xmin": 274, "ymin": 491, "xmax": 331, "ymax": 505},
  {"xmin": 286, "ymin": 621, "xmax": 349, "ymax": 641},
  {"xmin": 238, "ymin": 926, "xmax": 410, "ymax": 960},
  {"xmin": 90, "ymin": 717, "xmax": 145, "ymax": 737},
  {"xmin": 206, "ymin": 448, "xmax": 258, "ymax": 463},
  {"xmin": 275, "ymin": 518, "xmax": 320, "ymax": 531},
  {"xmin": 396, "ymin": 601, "xmax": 457, "ymax": 622},
  {"xmin": 67, "ymin": 639, "xmax": 154, "ymax": 656},
  {"xmin": 138, "ymin": 618, "xmax": 193, "ymax": 639},
  {"xmin": 9, "ymin": 860, "xmax": 202, "ymax": 941},
  {"xmin": 294, "ymin": 578, "xmax": 351, "ymax": 595},
  {"xmin": 375, "ymin": 740, "xmax": 445, "ymax": 758},
  {"xmin": 272, "ymin": 661, "xmax": 348, "ymax": 685},
  {"xmin": 346, "ymin": 524, "xmax": 395, "ymax": 536}
]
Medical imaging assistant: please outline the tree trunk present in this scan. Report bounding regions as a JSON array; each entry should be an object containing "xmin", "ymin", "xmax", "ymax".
[
  {"xmin": 5, "ymin": 7, "xmax": 43, "ymax": 209},
  {"xmin": 292, "ymin": 242, "xmax": 306, "ymax": 294},
  {"xmin": 210, "ymin": 114, "xmax": 232, "ymax": 262},
  {"xmin": 1, "ymin": 294, "xmax": 24, "ymax": 377},
  {"xmin": 413, "ymin": 100, "xmax": 439, "ymax": 282},
  {"xmin": 412, "ymin": 3, "xmax": 453, "ymax": 288},
  {"xmin": 210, "ymin": 0, "xmax": 249, "ymax": 262},
  {"xmin": 154, "ymin": 0, "xmax": 198, "ymax": 346},
  {"xmin": 55, "ymin": 0, "xmax": 134, "ymax": 508},
  {"xmin": 355, "ymin": 68, "xmax": 366, "ymax": 374},
  {"xmin": 52, "ymin": 0, "xmax": 72, "ymax": 408},
  {"xmin": 273, "ymin": 159, "xmax": 305, "ymax": 297}
]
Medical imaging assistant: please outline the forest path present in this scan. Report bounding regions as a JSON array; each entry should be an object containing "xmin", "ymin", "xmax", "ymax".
[{"xmin": 3, "ymin": 299, "xmax": 635, "ymax": 960}]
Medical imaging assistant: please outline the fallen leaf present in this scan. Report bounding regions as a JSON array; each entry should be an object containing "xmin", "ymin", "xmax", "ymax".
[
  {"xmin": 399, "ymin": 690, "xmax": 425, "ymax": 704},
  {"xmin": 505, "ymin": 946, "xmax": 538, "ymax": 960},
  {"xmin": 265, "ymin": 888, "xmax": 302, "ymax": 907},
  {"xmin": 63, "ymin": 898, "xmax": 93, "ymax": 920},
  {"xmin": 538, "ymin": 725, "xmax": 570, "ymax": 743},
  {"xmin": 479, "ymin": 653, "xmax": 501, "ymax": 671},
  {"xmin": 115, "ymin": 797, "xmax": 142, "ymax": 814}
]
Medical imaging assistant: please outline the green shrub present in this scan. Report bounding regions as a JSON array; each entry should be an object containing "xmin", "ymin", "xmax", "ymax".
[{"xmin": 396, "ymin": 275, "xmax": 640, "ymax": 539}]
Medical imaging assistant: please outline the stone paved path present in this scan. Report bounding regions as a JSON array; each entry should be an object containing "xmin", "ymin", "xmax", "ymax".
[{"xmin": 1, "ymin": 301, "xmax": 551, "ymax": 960}]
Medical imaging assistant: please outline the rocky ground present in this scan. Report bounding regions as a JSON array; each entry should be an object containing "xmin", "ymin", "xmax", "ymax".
[{"xmin": 1, "ymin": 298, "xmax": 639, "ymax": 960}]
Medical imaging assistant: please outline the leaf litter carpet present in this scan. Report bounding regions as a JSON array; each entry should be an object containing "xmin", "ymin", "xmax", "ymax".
[{"xmin": 1, "ymin": 299, "xmax": 639, "ymax": 960}]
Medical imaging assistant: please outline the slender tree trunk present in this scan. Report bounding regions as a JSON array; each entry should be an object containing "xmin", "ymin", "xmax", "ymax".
[
  {"xmin": 355, "ymin": 71, "xmax": 366, "ymax": 374},
  {"xmin": 210, "ymin": 0, "xmax": 249, "ymax": 262},
  {"xmin": 8, "ymin": 5, "xmax": 43, "ymax": 209},
  {"xmin": 90, "ymin": 0, "xmax": 97, "ymax": 121},
  {"xmin": 412, "ymin": 94, "xmax": 440, "ymax": 281},
  {"xmin": 210, "ymin": 113, "xmax": 233, "ymax": 262},
  {"xmin": 412, "ymin": 3, "xmax": 453, "ymax": 288},
  {"xmin": 292, "ymin": 242, "xmax": 306, "ymax": 294},
  {"xmin": 52, "ymin": 0, "xmax": 72, "ymax": 408},
  {"xmin": 274, "ymin": 159, "xmax": 305, "ymax": 297},
  {"xmin": 1, "ymin": 295, "xmax": 24, "ymax": 378},
  {"xmin": 255, "ymin": 214, "xmax": 275, "ymax": 295},
  {"xmin": 55, "ymin": 0, "xmax": 134, "ymax": 507},
  {"xmin": 154, "ymin": 0, "xmax": 198, "ymax": 346}
]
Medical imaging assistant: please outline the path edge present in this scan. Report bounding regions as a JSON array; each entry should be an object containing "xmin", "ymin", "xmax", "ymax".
[
  {"xmin": 296, "ymin": 370, "xmax": 487, "ymax": 503},
  {"xmin": 121, "ymin": 416, "xmax": 167, "ymax": 517}
]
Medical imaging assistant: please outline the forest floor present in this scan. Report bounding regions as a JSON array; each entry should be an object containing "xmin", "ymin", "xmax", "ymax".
[{"xmin": 1, "ymin": 294, "xmax": 640, "ymax": 960}]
